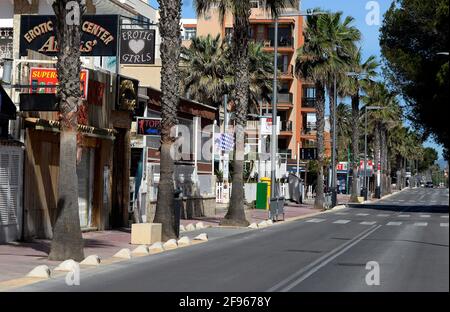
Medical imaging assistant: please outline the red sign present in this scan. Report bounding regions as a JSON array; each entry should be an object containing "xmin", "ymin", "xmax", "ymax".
[{"xmin": 29, "ymin": 67, "xmax": 89, "ymax": 99}]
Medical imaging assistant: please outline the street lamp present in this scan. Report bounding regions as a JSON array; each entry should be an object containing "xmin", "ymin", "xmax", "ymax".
[{"xmin": 270, "ymin": 10, "xmax": 327, "ymax": 216}]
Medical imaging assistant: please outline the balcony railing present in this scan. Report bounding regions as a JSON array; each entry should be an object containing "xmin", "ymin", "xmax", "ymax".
[
  {"xmin": 279, "ymin": 64, "xmax": 294, "ymax": 78},
  {"xmin": 253, "ymin": 36, "xmax": 294, "ymax": 49},
  {"xmin": 280, "ymin": 120, "xmax": 293, "ymax": 132},
  {"xmin": 302, "ymin": 97, "xmax": 316, "ymax": 108},
  {"xmin": 302, "ymin": 122, "xmax": 317, "ymax": 135},
  {"xmin": 267, "ymin": 92, "xmax": 293, "ymax": 104}
]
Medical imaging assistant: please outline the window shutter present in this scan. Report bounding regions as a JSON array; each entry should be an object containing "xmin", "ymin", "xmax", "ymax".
[{"xmin": 0, "ymin": 153, "xmax": 9, "ymax": 224}]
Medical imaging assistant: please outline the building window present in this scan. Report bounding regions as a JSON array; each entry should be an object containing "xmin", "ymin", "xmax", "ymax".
[
  {"xmin": 183, "ymin": 28, "xmax": 197, "ymax": 40},
  {"xmin": 250, "ymin": 0, "xmax": 260, "ymax": 9},
  {"xmin": 0, "ymin": 28, "xmax": 13, "ymax": 59}
]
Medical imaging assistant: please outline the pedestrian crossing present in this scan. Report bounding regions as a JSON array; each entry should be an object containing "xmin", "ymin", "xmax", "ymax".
[{"xmin": 302, "ymin": 213, "xmax": 449, "ymax": 228}]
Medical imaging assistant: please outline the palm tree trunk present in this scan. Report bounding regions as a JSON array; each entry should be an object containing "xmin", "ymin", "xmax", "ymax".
[
  {"xmin": 314, "ymin": 82, "xmax": 326, "ymax": 210},
  {"xmin": 49, "ymin": 0, "xmax": 85, "ymax": 261},
  {"xmin": 153, "ymin": 0, "xmax": 182, "ymax": 240},
  {"xmin": 220, "ymin": 7, "xmax": 250, "ymax": 227},
  {"xmin": 350, "ymin": 93, "xmax": 360, "ymax": 202},
  {"xmin": 374, "ymin": 122, "xmax": 381, "ymax": 195},
  {"xmin": 381, "ymin": 127, "xmax": 388, "ymax": 195},
  {"xmin": 328, "ymin": 87, "xmax": 337, "ymax": 192}
]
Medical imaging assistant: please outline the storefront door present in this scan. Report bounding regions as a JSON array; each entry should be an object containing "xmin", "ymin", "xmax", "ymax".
[{"xmin": 77, "ymin": 148, "xmax": 94, "ymax": 228}]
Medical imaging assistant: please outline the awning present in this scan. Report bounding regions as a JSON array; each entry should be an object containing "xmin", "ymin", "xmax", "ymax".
[
  {"xmin": 24, "ymin": 117, "xmax": 117, "ymax": 140},
  {"xmin": 0, "ymin": 84, "xmax": 17, "ymax": 120}
]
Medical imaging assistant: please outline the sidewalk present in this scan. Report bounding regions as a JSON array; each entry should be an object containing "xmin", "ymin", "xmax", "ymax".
[{"xmin": 0, "ymin": 201, "xmax": 319, "ymax": 284}]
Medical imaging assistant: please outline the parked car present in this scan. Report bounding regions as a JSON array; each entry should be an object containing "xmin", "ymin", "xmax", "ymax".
[{"xmin": 425, "ymin": 181, "xmax": 434, "ymax": 188}]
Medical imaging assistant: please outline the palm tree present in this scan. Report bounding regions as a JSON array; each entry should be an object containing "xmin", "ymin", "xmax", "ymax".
[
  {"xmin": 180, "ymin": 34, "xmax": 231, "ymax": 107},
  {"xmin": 180, "ymin": 36, "xmax": 273, "ymax": 112},
  {"xmin": 335, "ymin": 102, "xmax": 352, "ymax": 161},
  {"xmin": 48, "ymin": 0, "xmax": 85, "ymax": 261},
  {"xmin": 362, "ymin": 82, "xmax": 402, "ymax": 195},
  {"xmin": 153, "ymin": 0, "xmax": 182, "ymax": 240},
  {"xmin": 339, "ymin": 48, "xmax": 378, "ymax": 201},
  {"xmin": 194, "ymin": 0, "xmax": 294, "ymax": 226},
  {"xmin": 295, "ymin": 9, "xmax": 360, "ymax": 209},
  {"xmin": 320, "ymin": 13, "xmax": 361, "ymax": 188}
]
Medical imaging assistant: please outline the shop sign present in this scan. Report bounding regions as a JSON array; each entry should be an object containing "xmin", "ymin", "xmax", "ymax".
[
  {"xmin": 116, "ymin": 75, "xmax": 139, "ymax": 111},
  {"xmin": 29, "ymin": 67, "xmax": 89, "ymax": 99},
  {"xmin": 136, "ymin": 117, "xmax": 161, "ymax": 136},
  {"xmin": 120, "ymin": 29, "xmax": 156, "ymax": 64},
  {"xmin": 20, "ymin": 15, "xmax": 119, "ymax": 56}
]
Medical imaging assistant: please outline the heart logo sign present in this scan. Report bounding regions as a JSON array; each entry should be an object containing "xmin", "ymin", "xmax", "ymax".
[{"xmin": 129, "ymin": 39, "xmax": 145, "ymax": 54}]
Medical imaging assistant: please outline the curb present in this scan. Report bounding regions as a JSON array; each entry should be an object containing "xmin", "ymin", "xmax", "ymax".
[{"xmin": 0, "ymin": 233, "xmax": 210, "ymax": 292}]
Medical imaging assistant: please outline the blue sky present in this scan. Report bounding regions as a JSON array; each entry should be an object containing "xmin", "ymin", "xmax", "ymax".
[{"xmin": 147, "ymin": 0, "xmax": 444, "ymax": 159}]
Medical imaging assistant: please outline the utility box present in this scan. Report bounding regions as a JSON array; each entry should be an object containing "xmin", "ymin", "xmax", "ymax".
[{"xmin": 256, "ymin": 177, "xmax": 271, "ymax": 210}]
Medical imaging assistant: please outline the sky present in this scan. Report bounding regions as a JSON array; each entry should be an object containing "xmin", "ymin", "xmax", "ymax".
[{"xmin": 147, "ymin": 0, "xmax": 444, "ymax": 160}]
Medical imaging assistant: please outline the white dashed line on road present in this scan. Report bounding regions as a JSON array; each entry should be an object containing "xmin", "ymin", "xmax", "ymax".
[
  {"xmin": 387, "ymin": 222, "xmax": 402, "ymax": 226},
  {"xmin": 420, "ymin": 215, "xmax": 431, "ymax": 218},
  {"xmin": 335, "ymin": 212, "xmax": 349, "ymax": 215},
  {"xmin": 356, "ymin": 213, "xmax": 369, "ymax": 216},
  {"xmin": 377, "ymin": 214, "xmax": 390, "ymax": 217},
  {"xmin": 360, "ymin": 221, "xmax": 377, "ymax": 225},
  {"xmin": 306, "ymin": 218, "xmax": 326, "ymax": 223},
  {"xmin": 398, "ymin": 214, "xmax": 410, "ymax": 217},
  {"xmin": 414, "ymin": 222, "xmax": 428, "ymax": 227},
  {"xmin": 441, "ymin": 215, "xmax": 449, "ymax": 219},
  {"xmin": 440, "ymin": 223, "xmax": 449, "ymax": 227},
  {"xmin": 333, "ymin": 220, "xmax": 351, "ymax": 224}
]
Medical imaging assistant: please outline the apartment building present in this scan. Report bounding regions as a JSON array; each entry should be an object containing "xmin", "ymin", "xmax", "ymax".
[{"xmin": 195, "ymin": 0, "xmax": 330, "ymax": 173}]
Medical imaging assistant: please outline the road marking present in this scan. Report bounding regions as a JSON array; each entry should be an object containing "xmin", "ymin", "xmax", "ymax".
[
  {"xmin": 267, "ymin": 225, "xmax": 382, "ymax": 292},
  {"xmin": 441, "ymin": 216, "xmax": 449, "ymax": 219},
  {"xmin": 387, "ymin": 222, "xmax": 402, "ymax": 226},
  {"xmin": 360, "ymin": 221, "xmax": 377, "ymax": 225},
  {"xmin": 414, "ymin": 222, "xmax": 428, "ymax": 227},
  {"xmin": 420, "ymin": 215, "xmax": 431, "ymax": 218},
  {"xmin": 335, "ymin": 212, "xmax": 349, "ymax": 215},
  {"xmin": 377, "ymin": 214, "xmax": 390, "ymax": 217},
  {"xmin": 440, "ymin": 223, "xmax": 449, "ymax": 227},
  {"xmin": 333, "ymin": 220, "xmax": 351, "ymax": 224},
  {"xmin": 398, "ymin": 214, "xmax": 410, "ymax": 217},
  {"xmin": 306, "ymin": 218, "xmax": 326, "ymax": 223},
  {"xmin": 356, "ymin": 213, "xmax": 369, "ymax": 216}
]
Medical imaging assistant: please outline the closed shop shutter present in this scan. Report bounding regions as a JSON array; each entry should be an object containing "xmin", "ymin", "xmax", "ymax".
[
  {"xmin": 0, "ymin": 147, "xmax": 22, "ymax": 226},
  {"xmin": 77, "ymin": 148, "xmax": 94, "ymax": 228}
]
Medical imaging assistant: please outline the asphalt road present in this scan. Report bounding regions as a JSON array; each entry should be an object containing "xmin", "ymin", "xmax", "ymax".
[{"xmin": 13, "ymin": 188, "xmax": 449, "ymax": 292}]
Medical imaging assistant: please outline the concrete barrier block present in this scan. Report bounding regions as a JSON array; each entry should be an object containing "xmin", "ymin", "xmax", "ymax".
[
  {"xmin": 357, "ymin": 197, "xmax": 365, "ymax": 203},
  {"xmin": 132, "ymin": 245, "xmax": 150, "ymax": 256},
  {"xmin": 177, "ymin": 236, "xmax": 191, "ymax": 246},
  {"xmin": 149, "ymin": 242, "xmax": 165, "ymax": 253},
  {"xmin": 80, "ymin": 255, "xmax": 101, "ymax": 266},
  {"xmin": 113, "ymin": 248, "xmax": 132, "ymax": 259},
  {"xmin": 26, "ymin": 265, "xmax": 51, "ymax": 279},
  {"xmin": 180, "ymin": 225, "xmax": 186, "ymax": 232},
  {"xmin": 266, "ymin": 220, "xmax": 274, "ymax": 225},
  {"xmin": 131, "ymin": 223, "xmax": 162, "ymax": 245},
  {"xmin": 194, "ymin": 233, "xmax": 208, "ymax": 241},
  {"xmin": 163, "ymin": 239, "xmax": 178, "ymax": 250},
  {"xmin": 54, "ymin": 259, "xmax": 79, "ymax": 272},
  {"xmin": 185, "ymin": 223, "xmax": 196, "ymax": 231},
  {"xmin": 248, "ymin": 223, "xmax": 258, "ymax": 229},
  {"xmin": 195, "ymin": 222, "xmax": 206, "ymax": 230},
  {"xmin": 258, "ymin": 221, "xmax": 268, "ymax": 228}
]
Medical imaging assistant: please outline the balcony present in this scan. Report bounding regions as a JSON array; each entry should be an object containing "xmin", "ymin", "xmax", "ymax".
[
  {"xmin": 302, "ymin": 97, "xmax": 316, "ymax": 109},
  {"xmin": 280, "ymin": 120, "xmax": 293, "ymax": 133},
  {"xmin": 279, "ymin": 65, "xmax": 294, "ymax": 79},
  {"xmin": 253, "ymin": 37, "xmax": 295, "ymax": 50},
  {"xmin": 302, "ymin": 122, "xmax": 317, "ymax": 136}
]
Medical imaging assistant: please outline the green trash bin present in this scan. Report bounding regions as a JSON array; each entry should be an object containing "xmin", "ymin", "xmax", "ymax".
[{"xmin": 256, "ymin": 182, "xmax": 269, "ymax": 210}]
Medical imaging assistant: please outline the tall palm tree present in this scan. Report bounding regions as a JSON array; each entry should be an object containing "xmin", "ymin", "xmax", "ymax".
[
  {"xmin": 194, "ymin": 0, "xmax": 294, "ymax": 226},
  {"xmin": 153, "ymin": 0, "xmax": 182, "ymax": 240},
  {"xmin": 339, "ymin": 48, "xmax": 378, "ymax": 201},
  {"xmin": 362, "ymin": 82, "xmax": 402, "ymax": 195},
  {"xmin": 335, "ymin": 102, "xmax": 352, "ymax": 161},
  {"xmin": 295, "ymin": 9, "xmax": 359, "ymax": 209},
  {"xmin": 320, "ymin": 13, "xmax": 361, "ymax": 188},
  {"xmin": 48, "ymin": 0, "xmax": 85, "ymax": 261}
]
